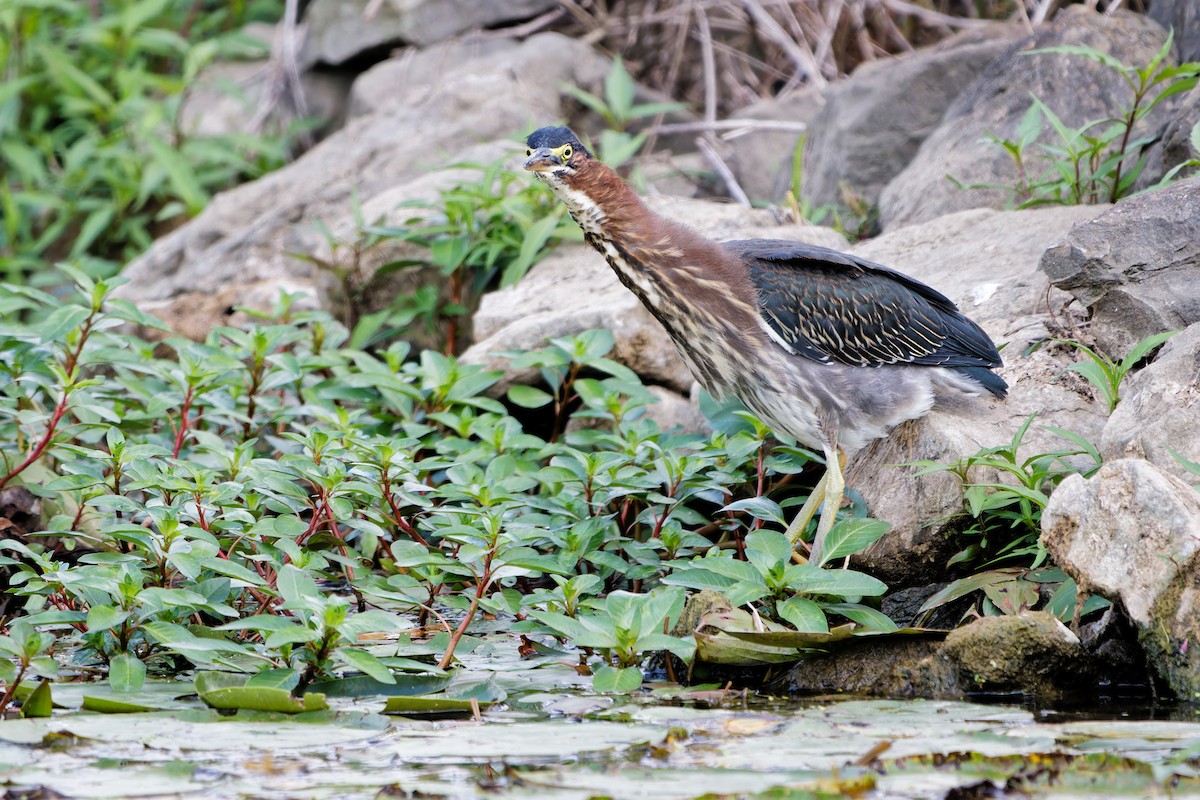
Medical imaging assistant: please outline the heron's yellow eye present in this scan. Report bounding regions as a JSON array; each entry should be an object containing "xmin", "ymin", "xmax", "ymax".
[
  {"xmin": 561, "ymin": 145, "xmax": 573, "ymax": 160},
  {"xmin": 526, "ymin": 148, "xmax": 532, "ymax": 156}
]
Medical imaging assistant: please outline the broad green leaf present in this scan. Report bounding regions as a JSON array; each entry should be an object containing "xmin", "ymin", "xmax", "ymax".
[
  {"xmin": 823, "ymin": 603, "xmax": 898, "ymax": 632},
  {"xmin": 777, "ymin": 597, "xmax": 828, "ymax": 633},
  {"xmin": 745, "ymin": 529, "xmax": 792, "ymax": 571},
  {"xmin": 276, "ymin": 564, "xmax": 323, "ymax": 611},
  {"xmin": 265, "ymin": 626, "xmax": 322, "ymax": 648},
  {"xmin": 337, "ymin": 648, "xmax": 396, "ymax": 684},
  {"xmin": 593, "ymin": 665, "xmax": 643, "ymax": 693},
  {"xmin": 817, "ymin": 518, "xmax": 892, "ymax": 566},
  {"xmin": 507, "ymin": 384, "xmax": 554, "ymax": 409},
  {"xmin": 783, "ymin": 565, "xmax": 888, "ymax": 597},
  {"xmin": 725, "ymin": 498, "xmax": 785, "ymax": 526},
  {"xmin": 86, "ymin": 605, "xmax": 130, "ymax": 633},
  {"xmin": 604, "ymin": 55, "xmax": 636, "ymax": 119}
]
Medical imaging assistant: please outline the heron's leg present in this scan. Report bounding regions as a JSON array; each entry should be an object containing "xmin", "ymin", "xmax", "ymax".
[
  {"xmin": 808, "ymin": 446, "xmax": 846, "ymax": 566},
  {"xmin": 784, "ymin": 469, "xmax": 828, "ymax": 547}
]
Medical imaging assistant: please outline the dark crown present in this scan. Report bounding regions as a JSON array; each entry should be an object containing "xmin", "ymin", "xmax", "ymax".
[{"xmin": 526, "ymin": 126, "xmax": 591, "ymax": 156}]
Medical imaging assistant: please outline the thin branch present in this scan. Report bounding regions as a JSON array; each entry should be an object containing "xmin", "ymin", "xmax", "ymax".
[
  {"xmin": 879, "ymin": 0, "xmax": 997, "ymax": 29},
  {"xmin": 655, "ymin": 119, "xmax": 809, "ymax": 136},
  {"xmin": 695, "ymin": 3, "xmax": 718, "ymax": 134},
  {"xmin": 697, "ymin": 136, "xmax": 751, "ymax": 207},
  {"xmin": 469, "ymin": 7, "xmax": 567, "ymax": 40},
  {"xmin": 740, "ymin": 0, "xmax": 827, "ymax": 88}
]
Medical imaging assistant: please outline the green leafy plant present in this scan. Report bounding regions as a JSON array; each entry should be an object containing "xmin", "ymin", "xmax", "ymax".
[
  {"xmin": 0, "ymin": 619, "xmax": 58, "ymax": 715},
  {"xmin": 0, "ymin": 267, "xmax": 851, "ymax": 697},
  {"xmin": 916, "ymin": 414, "xmax": 1102, "ymax": 572},
  {"xmin": 563, "ymin": 55, "xmax": 687, "ymax": 169},
  {"xmin": 959, "ymin": 32, "xmax": 1200, "ymax": 207},
  {"xmin": 305, "ymin": 158, "xmax": 574, "ymax": 353},
  {"xmin": 0, "ymin": 0, "xmax": 290, "ymax": 285},
  {"xmin": 1054, "ymin": 330, "xmax": 1179, "ymax": 413},
  {"xmin": 530, "ymin": 587, "xmax": 694, "ymax": 689},
  {"xmin": 916, "ymin": 566, "xmax": 1110, "ymax": 624},
  {"xmin": 662, "ymin": 527, "xmax": 893, "ymax": 635},
  {"xmin": 216, "ymin": 564, "xmax": 407, "ymax": 689}
]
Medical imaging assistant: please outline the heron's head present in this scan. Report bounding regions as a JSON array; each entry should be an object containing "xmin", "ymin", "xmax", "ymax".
[{"xmin": 523, "ymin": 126, "xmax": 593, "ymax": 187}]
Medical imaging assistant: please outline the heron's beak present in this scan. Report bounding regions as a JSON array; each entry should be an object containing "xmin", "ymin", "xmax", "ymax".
[{"xmin": 523, "ymin": 147, "xmax": 560, "ymax": 172}]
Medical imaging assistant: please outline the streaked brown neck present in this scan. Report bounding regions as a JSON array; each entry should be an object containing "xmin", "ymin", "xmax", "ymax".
[{"xmin": 557, "ymin": 159, "xmax": 758, "ymax": 325}]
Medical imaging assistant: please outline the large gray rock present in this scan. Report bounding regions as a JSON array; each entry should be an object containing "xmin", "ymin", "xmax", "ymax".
[
  {"xmin": 1135, "ymin": 86, "xmax": 1200, "ymax": 193},
  {"xmin": 1148, "ymin": 0, "xmax": 1200, "ymax": 62},
  {"xmin": 844, "ymin": 205, "xmax": 1109, "ymax": 584},
  {"xmin": 801, "ymin": 22, "xmax": 1023, "ymax": 217},
  {"xmin": 461, "ymin": 197, "xmax": 849, "ymax": 394},
  {"xmin": 1100, "ymin": 322, "xmax": 1200, "ymax": 480},
  {"xmin": 115, "ymin": 33, "xmax": 608, "ymax": 339},
  {"xmin": 347, "ymin": 37, "xmax": 522, "ymax": 119},
  {"xmin": 1042, "ymin": 459, "xmax": 1200, "ymax": 700},
  {"xmin": 1039, "ymin": 177, "xmax": 1200, "ymax": 355},
  {"xmin": 300, "ymin": 0, "xmax": 557, "ymax": 67},
  {"xmin": 880, "ymin": 8, "xmax": 1170, "ymax": 230}
]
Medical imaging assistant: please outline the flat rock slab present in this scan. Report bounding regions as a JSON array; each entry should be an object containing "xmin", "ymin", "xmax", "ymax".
[{"xmin": 114, "ymin": 33, "xmax": 609, "ymax": 339}]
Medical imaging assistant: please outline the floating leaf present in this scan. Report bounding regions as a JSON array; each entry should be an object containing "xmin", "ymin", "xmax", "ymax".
[
  {"xmin": 383, "ymin": 695, "xmax": 490, "ymax": 717},
  {"xmin": 194, "ymin": 672, "xmax": 327, "ymax": 714},
  {"xmin": 308, "ymin": 672, "xmax": 451, "ymax": 698}
]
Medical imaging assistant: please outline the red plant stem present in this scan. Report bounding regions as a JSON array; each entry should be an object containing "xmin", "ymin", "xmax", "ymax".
[
  {"xmin": 437, "ymin": 552, "xmax": 494, "ymax": 670},
  {"xmin": 384, "ymin": 490, "xmax": 430, "ymax": 547},
  {"xmin": 380, "ymin": 470, "xmax": 430, "ymax": 546},
  {"xmin": 319, "ymin": 491, "xmax": 356, "ymax": 582},
  {"xmin": 1, "ymin": 305, "xmax": 101, "ymax": 489},
  {"xmin": 0, "ymin": 663, "xmax": 28, "ymax": 714},
  {"xmin": 0, "ymin": 395, "xmax": 70, "ymax": 491},
  {"xmin": 172, "ymin": 386, "xmax": 195, "ymax": 459}
]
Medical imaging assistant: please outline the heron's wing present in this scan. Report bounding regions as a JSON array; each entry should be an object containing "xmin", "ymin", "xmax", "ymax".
[{"xmin": 726, "ymin": 239, "xmax": 1002, "ymax": 370}]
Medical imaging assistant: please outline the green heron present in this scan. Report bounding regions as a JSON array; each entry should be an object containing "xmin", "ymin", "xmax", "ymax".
[{"xmin": 522, "ymin": 126, "xmax": 1006, "ymax": 564}]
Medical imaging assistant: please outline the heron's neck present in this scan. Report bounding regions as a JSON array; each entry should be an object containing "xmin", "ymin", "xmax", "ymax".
[{"xmin": 561, "ymin": 163, "xmax": 752, "ymax": 317}]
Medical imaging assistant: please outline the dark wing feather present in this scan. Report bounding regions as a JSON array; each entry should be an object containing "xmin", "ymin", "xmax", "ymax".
[{"xmin": 727, "ymin": 239, "xmax": 1003, "ymax": 376}]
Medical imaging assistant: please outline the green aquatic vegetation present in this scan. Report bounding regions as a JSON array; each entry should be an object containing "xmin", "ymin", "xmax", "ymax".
[
  {"xmin": 0, "ymin": 0, "xmax": 289, "ymax": 286},
  {"xmin": 0, "ymin": 267, "xmax": 895, "ymax": 706}
]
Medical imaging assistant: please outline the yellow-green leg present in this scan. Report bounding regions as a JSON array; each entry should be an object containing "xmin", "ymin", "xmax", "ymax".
[{"xmin": 784, "ymin": 447, "xmax": 846, "ymax": 566}]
